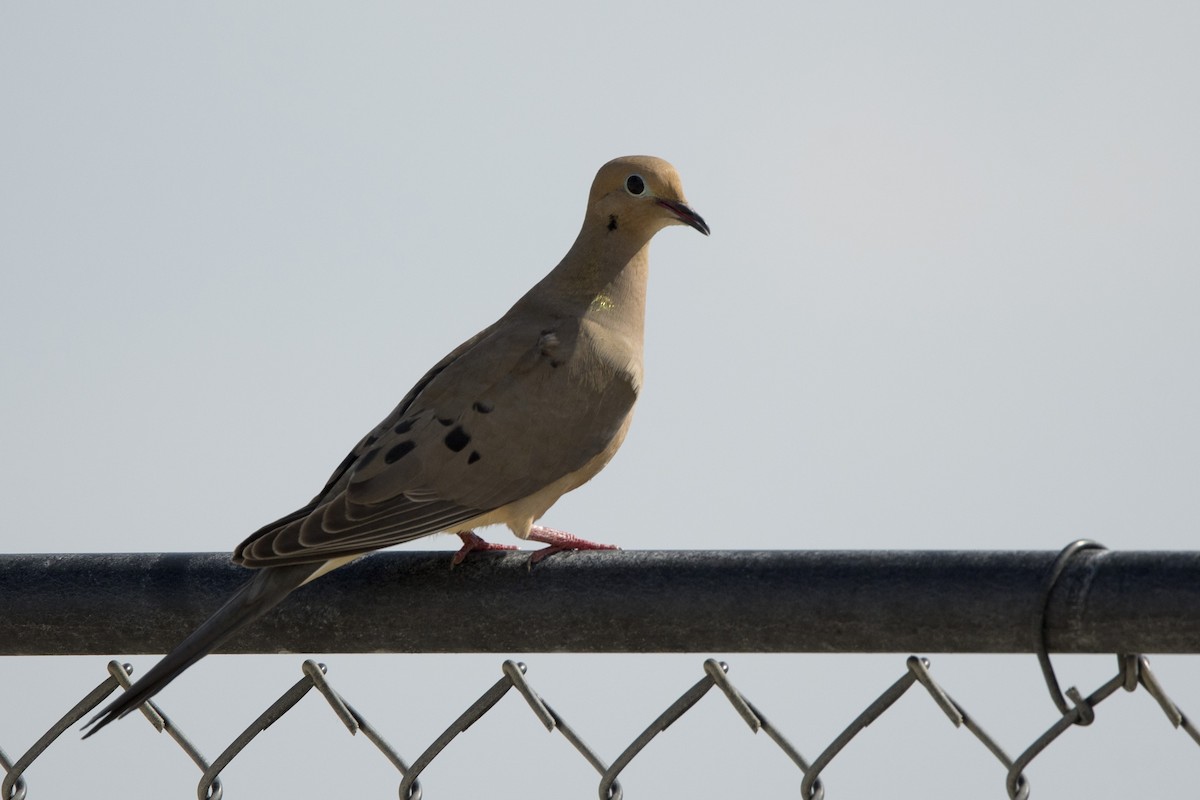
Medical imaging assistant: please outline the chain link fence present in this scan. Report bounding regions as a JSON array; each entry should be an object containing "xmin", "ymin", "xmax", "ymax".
[
  {"xmin": 3, "ymin": 541, "xmax": 1198, "ymax": 798},
  {"xmin": 3, "ymin": 651, "xmax": 1197, "ymax": 800}
]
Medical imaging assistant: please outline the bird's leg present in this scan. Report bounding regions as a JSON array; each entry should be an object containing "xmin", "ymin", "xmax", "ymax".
[
  {"xmin": 526, "ymin": 526, "xmax": 620, "ymax": 564},
  {"xmin": 452, "ymin": 531, "xmax": 519, "ymax": 565}
]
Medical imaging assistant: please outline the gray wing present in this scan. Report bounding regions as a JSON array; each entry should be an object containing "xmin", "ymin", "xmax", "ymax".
[{"xmin": 235, "ymin": 316, "xmax": 637, "ymax": 566}]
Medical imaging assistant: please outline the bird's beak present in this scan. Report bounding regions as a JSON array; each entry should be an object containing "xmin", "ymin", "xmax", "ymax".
[{"xmin": 657, "ymin": 199, "xmax": 710, "ymax": 236}]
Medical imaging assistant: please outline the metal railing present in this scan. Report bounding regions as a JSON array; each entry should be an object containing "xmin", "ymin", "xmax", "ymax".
[{"xmin": 2, "ymin": 542, "xmax": 1198, "ymax": 799}]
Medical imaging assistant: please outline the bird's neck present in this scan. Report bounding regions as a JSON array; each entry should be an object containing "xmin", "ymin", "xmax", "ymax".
[{"xmin": 516, "ymin": 221, "xmax": 652, "ymax": 338}]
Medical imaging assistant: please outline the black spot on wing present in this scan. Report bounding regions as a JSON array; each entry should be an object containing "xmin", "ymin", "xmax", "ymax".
[
  {"xmin": 355, "ymin": 447, "xmax": 380, "ymax": 470},
  {"xmin": 385, "ymin": 441, "xmax": 416, "ymax": 464},
  {"xmin": 468, "ymin": 451, "xmax": 481, "ymax": 464},
  {"xmin": 444, "ymin": 426, "xmax": 471, "ymax": 452},
  {"xmin": 437, "ymin": 417, "xmax": 454, "ymax": 427},
  {"xmin": 394, "ymin": 419, "xmax": 415, "ymax": 435},
  {"xmin": 473, "ymin": 401, "xmax": 493, "ymax": 414}
]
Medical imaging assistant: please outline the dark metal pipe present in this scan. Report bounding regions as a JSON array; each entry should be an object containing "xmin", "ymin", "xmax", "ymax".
[{"xmin": 1, "ymin": 550, "xmax": 1197, "ymax": 656}]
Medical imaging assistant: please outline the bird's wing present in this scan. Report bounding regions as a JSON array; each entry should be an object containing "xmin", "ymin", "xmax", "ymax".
[{"xmin": 235, "ymin": 315, "xmax": 638, "ymax": 566}]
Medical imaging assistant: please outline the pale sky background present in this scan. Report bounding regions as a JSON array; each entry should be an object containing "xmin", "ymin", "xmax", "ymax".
[{"xmin": 2, "ymin": 2, "xmax": 1199, "ymax": 798}]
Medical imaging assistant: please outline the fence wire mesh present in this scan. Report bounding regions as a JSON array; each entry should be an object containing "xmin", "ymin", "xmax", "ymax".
[
  {"xmin": 3, "ymin": 651, "xmax": 1197, "ymax": 800},
  {"xmin": 3, "ymin": 541, "xmax": 1198, "ymax": 798}
]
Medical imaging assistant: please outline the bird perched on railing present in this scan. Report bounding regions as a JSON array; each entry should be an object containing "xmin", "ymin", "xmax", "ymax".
[{"xmin": 84, "ymin": 155, "xmax": 708, "ymax": 736}]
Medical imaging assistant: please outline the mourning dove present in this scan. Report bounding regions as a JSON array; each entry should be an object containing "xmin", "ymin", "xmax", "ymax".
[{"xmin": 83, "ymin": 155, "xmax": 708, "ymax": 735}]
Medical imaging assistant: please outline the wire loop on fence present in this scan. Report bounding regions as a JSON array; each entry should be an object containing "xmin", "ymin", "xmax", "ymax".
[
  {"xmin": 1033, "ymin": 539, "xmax": 1108, "ymax": 718},
  {"xmin": 0, "ymin": 746, "xmax": 25, "ymax": 800}
]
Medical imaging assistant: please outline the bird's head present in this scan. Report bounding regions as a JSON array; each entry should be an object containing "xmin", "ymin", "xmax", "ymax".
[{"xmin": 587, "ymin": 155, "xmax": 709, "ymax": 238}]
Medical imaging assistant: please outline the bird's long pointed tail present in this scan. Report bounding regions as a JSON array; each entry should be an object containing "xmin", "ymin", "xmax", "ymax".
[{"xmin": 82, "ymin": 562, "xmax": 319, "ymax": 737}]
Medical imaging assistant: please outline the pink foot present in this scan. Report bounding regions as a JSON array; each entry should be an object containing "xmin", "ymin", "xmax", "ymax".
[
  {"xmin": 527, "ymin": 526, "xmax": 620, "ymax": 564},
  {"xmin": 453, "ymin": 531, "xmax": 519, "ymax": 565}
]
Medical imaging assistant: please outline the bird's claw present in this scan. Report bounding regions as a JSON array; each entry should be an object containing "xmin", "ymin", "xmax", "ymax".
[
  {"xmin": 452, "ymin": 531, "xmax": 519, "ymax": 566},
  {"xmin": 526, "ymin": 526, "xmax": 620, "ymax": 566}
]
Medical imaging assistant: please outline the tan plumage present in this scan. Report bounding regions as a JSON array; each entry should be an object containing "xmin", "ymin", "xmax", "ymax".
[{"xmin": 83, "ymin": 155, "xmax": 707, "ymax": 735}]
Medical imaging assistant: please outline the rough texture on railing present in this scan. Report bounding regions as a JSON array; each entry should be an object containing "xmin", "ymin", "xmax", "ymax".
[{"xmin": 3, "ymin": 548, "xmax": 1200, "ymax": 655}]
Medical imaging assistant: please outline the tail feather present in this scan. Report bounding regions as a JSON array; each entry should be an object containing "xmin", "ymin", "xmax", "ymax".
[{"xmin": 82, "ymin": 563, "xmax": 319, "ymax": 737}]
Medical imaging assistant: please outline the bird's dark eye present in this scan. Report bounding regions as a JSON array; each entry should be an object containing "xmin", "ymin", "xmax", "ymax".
[{"xmin": 625, "ymin": 174, "xmax": 646, "ymax": 196}]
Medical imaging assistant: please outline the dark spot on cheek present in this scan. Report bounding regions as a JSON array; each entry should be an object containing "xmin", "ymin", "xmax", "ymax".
[
  {"xmin": 467, "ymin": 451, "xmax": 481, "ymax": 464},
  {"xmin": 384, "ymin": 441, "xmax": 416, "ymax": 464},
  {"xmin": 550, "ymin": 360, "xmax": 562, "ymax": 368},
  {"xmin": 607, "ymin": 215, "xmax": 618, "ymax": 231},
  {"xmin": 473, "ymin": 401, "xmax": 493, "ymax": 414},
  {"xmin": 394, "ymin": 419, "xmax": 415, "ymax": 434},
  {"xmin": 444, "ymin": 426, "xmax": 471, "ymax": 452}
]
